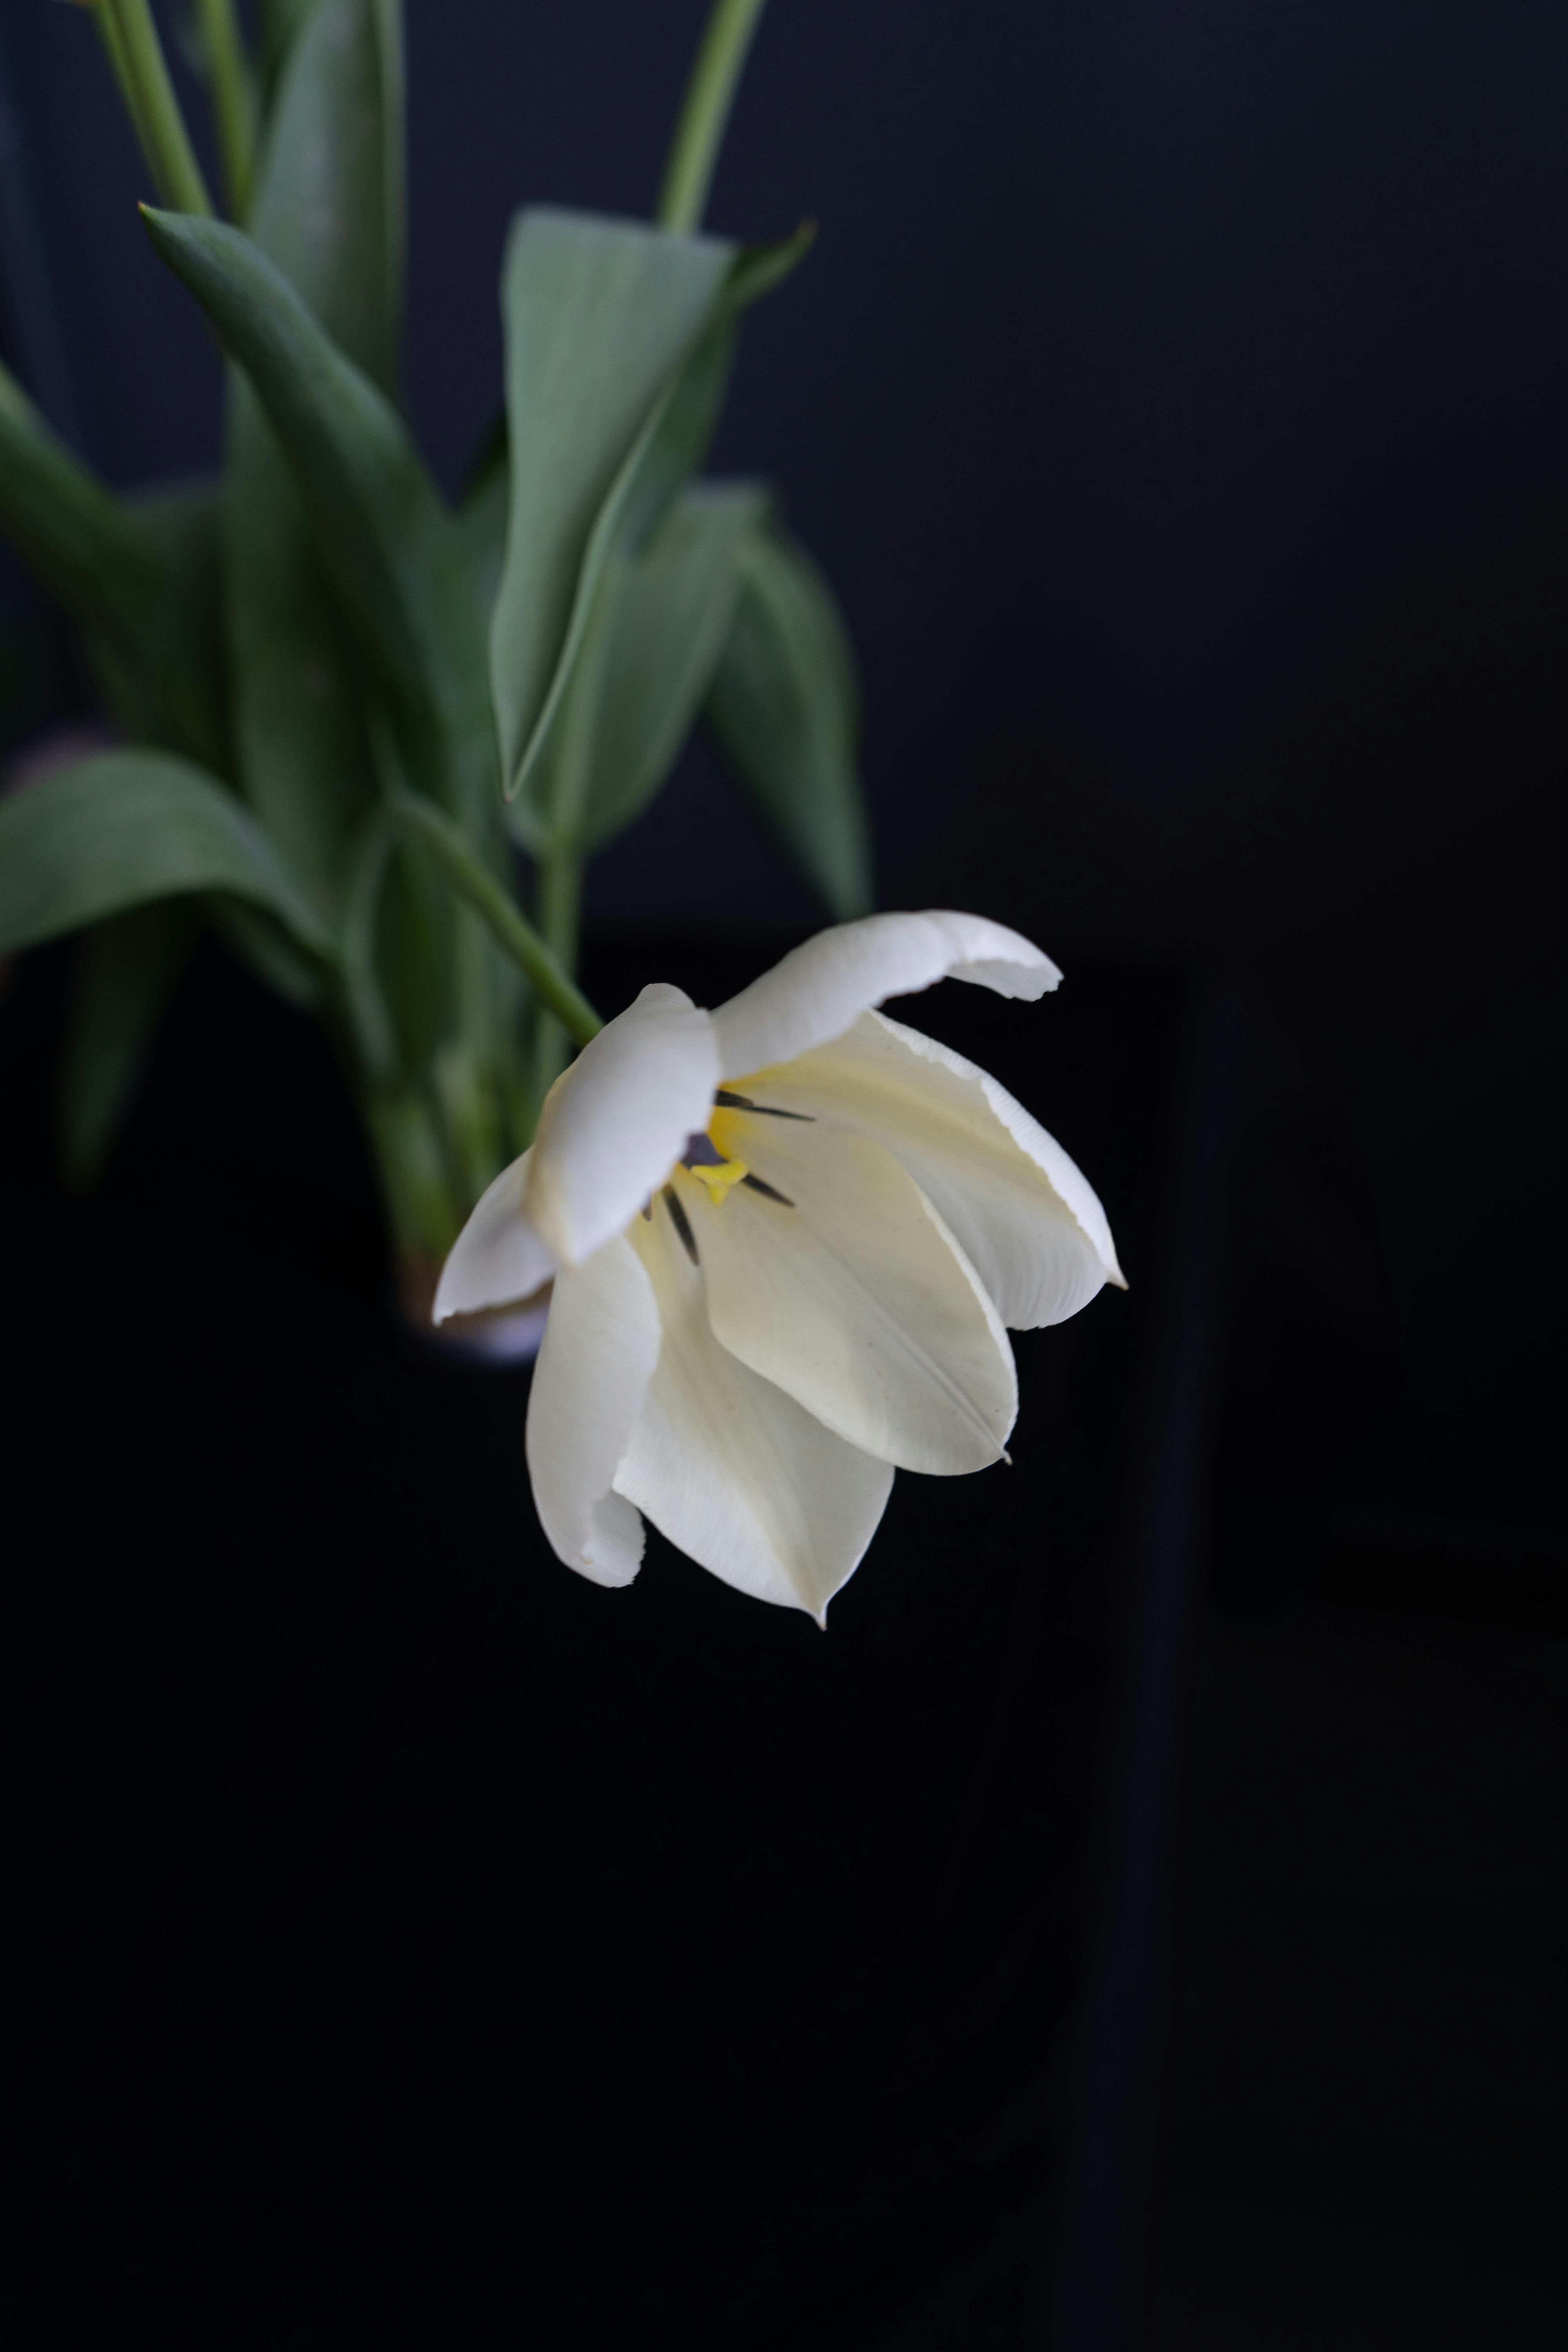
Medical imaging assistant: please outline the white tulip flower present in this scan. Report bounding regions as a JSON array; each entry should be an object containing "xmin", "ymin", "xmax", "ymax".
[{"xmin": 434, "ymin": 913, "xmax": 1123, "ymax": 1621}]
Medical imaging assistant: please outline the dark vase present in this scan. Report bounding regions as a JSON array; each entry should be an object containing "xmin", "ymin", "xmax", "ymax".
[{"xmin": 0, "ymin": 930, "xmax": 1223, "ymax": 2349}]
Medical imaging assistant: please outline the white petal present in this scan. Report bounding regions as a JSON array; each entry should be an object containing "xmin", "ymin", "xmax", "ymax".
[
  {"xmin": 525, "ymin": 1233, "xmax": 661, "ymax": 1588},
  {"xmin": 614, "ymin": 1200, "xmax": 893, "ymax": 1619},
  {"xmin": 684, "ymin": 1118, "xmax": 1018, "ymax": 1475},
  {"xmin": 711, "ymin": 911, "xmax": 1060, "ymax": 1077},
  {"xmin": 432, "ymin": 1149, "xmax": 555, "ymax": 1324},
  {"xmin": 525, "ymin": 982, "xmax": 720, "ymax": 1267},
  {"xmin": 742, "ymin": 1011, "xmax": 1124, "ymax": 1327}
]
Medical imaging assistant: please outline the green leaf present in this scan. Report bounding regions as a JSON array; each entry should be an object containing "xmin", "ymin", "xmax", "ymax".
[
  {"xmin": 456, "ymin": 430, "xmax": 509, "ymax": 628},
  {"xmin": 0, "ymin": 752, "xmax": 334, "ymax": 959},
  {"xmin": 0, "ymin": 376, "xmax": 226, "ymax": 770},
  {"xmin": 107, "ymin": 476, "xmax": 229, "ymax": 762},
  {"xmin": 489, "ymin": 209, "xmax": 736, "ymax": 817},
  {"xmin": 56, "ymin": 900, "xmax": 196, "ymax": 1188},
  {"xmin": 703, "ymin": 523, "xmax": 874, "ymax": 918},
  {"xmin": 339, "ymin": 812, "xmax": 399, "ymax": 1074},
  {"xmin": 505, "ymin": 327, "xmax": 739, "ymax": 845},
  {"xmin": 249, "ymin": 0, "xmax": 404, "ymax": 394},
  {"xmin": 225, "ymin": 0, "xmax": 406, "ymax": 899},
  {"xmin": 499, "ymin": 227, "xmax": 815, "ymax": 838},
  {"xmin": 142, "ymin": 206, "xmax": 494, "ymax": 835},
  {"xmin": 548, "ymin": 478, "xmax": 767, "ymax": 855},
  {"xmin": 129, "ymin": 476, "xmax": 226, "ymax": 691},
  {"xmin": 260, "ymin": 0, "xmax": 315, "ymax": 103}
]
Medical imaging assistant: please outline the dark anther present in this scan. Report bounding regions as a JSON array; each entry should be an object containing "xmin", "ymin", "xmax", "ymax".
[
  {"xmin": 663, "ymin": 1186, "xmax": 700, "ymax": 1265},
  {"xmin": 681, "ymin": 1131, "xmax": 727, "ymax": 1168},
  {"xmin": 741, "ymin": 1173, "xmax": 794, "ymax": 1206},
  {"xmin": 713, "ymin": 1089, "xmax": 814, "ymax": 1121}
]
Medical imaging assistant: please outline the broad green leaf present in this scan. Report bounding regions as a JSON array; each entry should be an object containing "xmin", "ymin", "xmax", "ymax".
[
  {"xmin": 547, "ymin": 479, "xmax": 767, "ymax": 855},
  {"xmin": 57, "ymin": 900, "xmax": 196, "ymax": 1188},
  {"xmin": 250, "ymin": 0, "xmax": 403, "ymax": 396},
  {"xmin": 0, "ymin": 752, "xmax": 334, "ymax": 958},
  {"xmin": 0, "ymin": 376, "xmax": 225, "ymax": 769},
  {"xmin": 260, "ymin": 0, "xmax": 316, "ymax": 104},
  {"xmin": 227, "ymin": 0, "xmax": 406, "ymax": 899},
  {"xmin": 703, "ymin": 523, "xmax": 873, "ymax": 919},
  {"xmin": 490, "ymin": 209, "xmax": 736, "ymax": 813},
  {"xmin": 100, "ymin": 477, "xmax": 229, "ymax": 764},
  {"xmin": 501, "ymin": 227, "xmax": 814, "ymax": 835},
  {"xmin": 505, "ymin": 319, "xmax": 737, "ymax": 844},
  {"xmin": 128, "ymin": 476, "xmax": 226, "ymax": 706},
  {"xmin": 142, "ymin": 207, "xmax": 494, "ymax": 836}
]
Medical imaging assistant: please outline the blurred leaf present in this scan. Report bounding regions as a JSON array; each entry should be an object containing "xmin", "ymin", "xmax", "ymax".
[
  {"xmin": 374, "ymin": 835, "xmax": 456, "ymax": 1073},
  {"xmin": 0, "ymin": 752, "xmax": 334, "ymax": 958},
  {"xmin": 456, "ymin": 434, "xmax": 509, "ymax": 629},
  {"xmin": 143, "ymin": 207, "xmax": 494, "ymax": 836},
  {"xmin": 208, "ymin": 897, "xmax": 327, "ymax": 1006},
  {"xmin": 129, "ymin": 476, "xmax": 226, "ymax": 687},
  {"xmin": 550, "ymin": 478, "xmax": 766, "ymax": 855},
  {"xmin": 339, "ymin": 812, "xmax": 398, "ymax": 1074},
  {"xmin": 109, "ymin": 475, "xmax": 229, "ymax": 758},
  {"xmin": 260, "ymin": 0, "xmax": 315, "ymax": 103},
  {"xmin": 226, "ymin": 0, "xmax": 405, "ymax": 900},
  {"xmin": 56, "ymin": 900, "xmax": 196, "ymax": 1188},
  {"xmin": 703, "ymin": 523, "xmax": 873, "ymax": 918},
  {"xmin": 250, "ymin": 0, "xmax": 403, "ymax": 393},
  {"xmin": 489, "ymin": 209, "xmax": 735, "ymax": 820},
  {"xmin": 0, "ymin": 378, "xmax": 226, "ymax": 769}
]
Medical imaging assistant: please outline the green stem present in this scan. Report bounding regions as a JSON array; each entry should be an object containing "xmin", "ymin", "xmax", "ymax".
[
  {"xmin": 657, "ymin": 0, "xmax": 768, "ymax": 233},
  {"xmin": 385, "ymin": 795, "xmax": 602, "ymax": 1049},
  {"xmin": 89, "ymin": 1, "xmax": 140, "ymax": 130},
  {"xmin": 532, "ymin": 846, "xmax": 583, "ymax": 1104},
  {"xmin": 194, "ymin": 0, "xmax": 257, "ymax": 216},
  {"xmin": 99, "ymin": 0, "xmax": 214, "ymax": 217}
]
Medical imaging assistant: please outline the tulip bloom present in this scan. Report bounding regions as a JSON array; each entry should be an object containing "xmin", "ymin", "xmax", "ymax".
[{"xmin": 435, "ymin": 913, "xmax": 1122, "ymax": 1619}]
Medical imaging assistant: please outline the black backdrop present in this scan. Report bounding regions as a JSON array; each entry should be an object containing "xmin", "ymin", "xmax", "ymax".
[{"xmin": 2, "ymin": 2, "xmax": 1565, "ymax": 2343}]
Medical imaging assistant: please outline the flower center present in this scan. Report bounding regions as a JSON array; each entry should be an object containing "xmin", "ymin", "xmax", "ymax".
[{"xmin": 680, "ymin": 1107, "xmax": 750, "ymax": 1204}]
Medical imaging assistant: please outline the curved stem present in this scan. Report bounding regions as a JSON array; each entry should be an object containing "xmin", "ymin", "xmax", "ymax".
[
  {"xmin": 100, "ymin": 0, "xmax": 214, "ymax": 218},
  {"xmin": 384, "ymin": 795, "xmax": 602, "ymax": 1049},
  {"xmin": 194, "ymin": 0, "xmax": 257, "ymax": 217},
  {"xmin": 657, "ymin": 0, "xmax": 768, "ymax": 233},
  {"xmin": 532, "ymin": 845, "xmax": 582, "ymax": 1105}
]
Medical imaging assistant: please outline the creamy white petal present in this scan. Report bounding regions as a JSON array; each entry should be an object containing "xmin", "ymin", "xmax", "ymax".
[
  {"xmin": 711, "ymin": 911, "xmax": 1060, "ymax": 1078},
  {"xmin": 684, "ymin": 1118, "xmax": 1017, "ymax": 1474},
  {"xmin": 613, "ymin": 1199, "xmax": 893, "ymax": 1619},
  {"xmin": 740, "ymin": 1011, "xmax": 1124, "ymax": 1327},
  {"xmin": 525, "ymin": 982, "xmax": 720, "ymax": 1267},
  {"xmin": 432, "ymin": 1149, "xmax": 555, "ymax": 1324},
  {"xmin": 525, "ymin": 1234, "xmax": 661, "ymax": 1588}
]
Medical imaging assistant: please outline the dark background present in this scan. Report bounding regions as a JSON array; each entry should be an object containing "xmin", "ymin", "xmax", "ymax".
[{"xmin": 1, "ymin": 2, "xmax": 1563, "ymax": 2344}]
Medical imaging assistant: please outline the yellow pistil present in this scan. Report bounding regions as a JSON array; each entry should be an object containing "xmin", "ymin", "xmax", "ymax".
[
  {"xmin": 686, "ymin": 1153, "xmax": 749, "ymax": 1205},
  {"xmin": 685, "ymin": 1102, "xmax": 751, "ymax": 1204}
]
